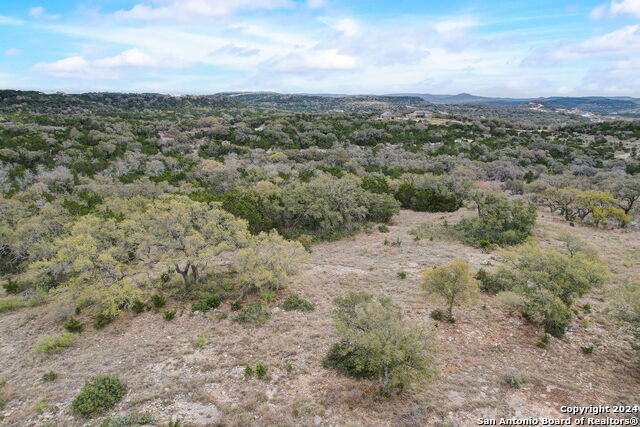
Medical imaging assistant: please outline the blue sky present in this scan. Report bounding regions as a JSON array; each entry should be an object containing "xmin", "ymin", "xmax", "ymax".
[{"xmin": 0, "ymin": 0, "xmax": 639, "ymax": 96}]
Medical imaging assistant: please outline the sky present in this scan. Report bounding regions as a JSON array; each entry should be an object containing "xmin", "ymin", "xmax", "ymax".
[{"xmin": 0, "ymin": 0, "xmax": 639, "ymax": 97}]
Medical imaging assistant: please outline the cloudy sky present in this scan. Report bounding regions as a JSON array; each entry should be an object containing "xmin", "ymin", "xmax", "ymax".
[{"xmin": 0, "ymin": 0, "xmax": 639, "ymax": 96}]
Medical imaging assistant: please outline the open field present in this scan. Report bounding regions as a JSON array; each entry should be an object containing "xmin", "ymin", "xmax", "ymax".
[{"xmin": 1, "ymin": 208, "xmax": 638, "ymax": 426}]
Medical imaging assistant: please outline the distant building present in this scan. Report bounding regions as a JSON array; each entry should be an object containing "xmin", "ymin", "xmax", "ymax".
[
  {"xmin": 406, "ymin": 110, "xmax": 432, "ymax": 119},
  {"xmin": 380, "ymin": 111, "xmax": 394, "ymax": 119}
]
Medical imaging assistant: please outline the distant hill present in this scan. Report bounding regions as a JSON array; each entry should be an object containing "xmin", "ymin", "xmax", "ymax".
[
  {"xmin": 387, "ymin": 93, "xmax": 640, "ymax": 114},
  {"xmin": 222, "ymin": 92, "xmax": 429, "ymax": 113}
]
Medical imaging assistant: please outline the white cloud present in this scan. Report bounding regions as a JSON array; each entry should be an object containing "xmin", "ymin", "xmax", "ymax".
[
  {"xmin": 307, "ymin": 0, "xmax": 326, "ymax": 9},
  {"xmin": 590, "ymin": 0, "xmax": 640, "ymax": 19},
  {"xmin": 611, "ymin": 0, "xmax": 640, "ymax": 17},
  {"xmin": 29, "ymin": 7, "xmax": 44, "ymax": 17},
  {"xmin": 271, "ymin": 48, "xmax": 358, "ymax": 72},
  {"xmin": 29, "ymin": 6, "xmax": 60, "ymax": 19},
  {"xmin": 320, "ymin": 17, "xmax": 360, "ymax": 36},
  {"xmin": 33, "ymin": 49, "xmax": 185, "ymax": 79},
  {"xmin": 115, "ymin": 0, "xmax": 294, "ymax": 21},
  {"xmin": 5, "ymin": 48, "xmax": 21, "ymax": 56},
  {"xmin": 434, "ymin": 17, "xmax": 479, "ymax": 33},
  {"xmin": 0, "ymin": 14, "xmax": 23, "ymax": 25}
]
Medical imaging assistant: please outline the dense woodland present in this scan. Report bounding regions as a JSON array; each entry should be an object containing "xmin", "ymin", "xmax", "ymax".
[{"xmin": 0, "ymin": 90, "xmax": 639, "ymax": 424}]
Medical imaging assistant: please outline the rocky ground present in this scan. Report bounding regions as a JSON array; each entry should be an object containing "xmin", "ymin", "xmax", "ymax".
[{"xmin": 0, "ymin": 209, "xmax": 639, "ymax": 426}]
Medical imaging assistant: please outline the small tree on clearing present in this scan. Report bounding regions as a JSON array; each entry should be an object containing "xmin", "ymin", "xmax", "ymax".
[
  {"xmin": 323, "ymin": 292, "xmax": 437, "ymax": 395},
  {"xmin": 421, "ymin": 259, "xmax": 479, "ymax": 320}
]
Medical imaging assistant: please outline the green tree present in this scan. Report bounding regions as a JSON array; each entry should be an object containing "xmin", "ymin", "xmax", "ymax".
[
  {"xmin": 135, "ymin": 195, "xmax": 249, "ymax": 288},
  {"xmin": 233, "ymin": 230, "xmax": 309, "ymax": 296},
  {"xmin": 421, "ymin": 259, "xmax": 479, "ymax": 319},
  {"xmin": 323, "ymin": 292, "xmax": 437, "ymax": 395}
]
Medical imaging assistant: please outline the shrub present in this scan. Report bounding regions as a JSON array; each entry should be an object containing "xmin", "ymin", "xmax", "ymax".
[
  {"xmin": 243, "ymin": 365, "xmax": 253, "ymax": 378},
  {"xmin": 583, "ymin": 304, "xmax": 592, "ymax": 314},
  {"xmin": 395, "ymin": 182, "xmax": 463, "ymax": 213},
  {"xmin": 2, "ymin": 278, "xmax": 20, "ymax": 295},
  {"xmin": 283, "ymin": 294, "xmax": 315, "ymax": 311},
  {"xmin": 496, "ymin": 243, "xmax": 610, "ymax": 338},
  {"xmin": 365, "ymin": 193, "xmax": 400, "ymax": 223},
  {"xmin": 502, "ymin": 368, "xmax": 527, "ymax": 388},
  {"xmin": 429, "ymin": 309, "xmax": 444, "ymax": 321},
  {"xmin": 191, "ymin": 294, "xmax": 221, "ymax": 312},
  {"xmin": 378, "ymin": 224, "xmax": 390, "ymax": 233},
  {"xmin": 397, "ymin": 271, "xmax": 407, "ymax": 279},
  {"xmin": 151, "ymin": 294, "xmax": 166, "ymax": 309},
  {"xmin": 535, "ymin": 334, "xmax": 550, "ymax": 348},
  {"xmin": 163, "ymin": 310, "xmax": 176, "ymax": 321},
  {"xmin": 42, "ymin": 371, "xmax": 58, "ymax": 382},
  {"xmin": 523, "ymin": 290, "xmax": 572, "ymax": 338},
  {"xmin": 323, "ymin": 292, "xmax": 436, "ymax": 395},
  {"xmin": 361, "ymin": 175, "xmax": 390, "ymax": 194},
  {"xmin": 255, "ymin": 363, "xmax": 268, "ymax": 378},
  {"xmin": 94, "ymin": 312, "xmax": 115, "ymax": 329},
  {"xmin": 475, "ymin": 268, "xmax": 512, "ymax": 294},
  {"xmin": 230, "ymin": 300, "xmax": 242, "ymax": 311},
  {"xmin": 34, "ymin": 400, "xmax": 48, "ymax": 413},
  {"xmin": 232, "ymin": 303, "xmax": 270, "ymax": 324},
  {"xmin": 131, "ymin": 300, "xmax": 147, "ymax": 314},
  {"xmin": 64, "ymin": 317, "xmax": 84, "ymax": 333},
  {"xmin": 421, "ymin": 260, "xmax": 480, "ymax": 320},
  {"xmin": 72, "ymin": 375, "xmax": 126, "ymax": 418},
  {"xmin": 193, "ymin": 334, "xmax": 207, "ymax": 347},
  {"xmin": 581, "ymin": 345, "xmax": 594, "ymax": 354},
  {"xmin": 100, "ymin": 412, "xmax": 154, "ymax": 427},
  {"xmin": 259, "ymin": 291, "xmax": 275, "ymax": 303},
  {"xmin": 34, "ymin": 332, "xmax": 77, "ymax": 354},
  {"xmin": 457, "ymin": 193, "xmax": 536, "ymax": 247}
]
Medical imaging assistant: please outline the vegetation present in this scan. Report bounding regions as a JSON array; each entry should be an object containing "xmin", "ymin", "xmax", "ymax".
[
  {"xmin": 282, "ymin": 294, "xmax": 315, "ymax": 311},
  {"xmin": 33, "ymin": 332, "xmax": 77, "ymax": 354},
  {"xmin": 72, "ymin": 375, "xmax": 126, "ymax": 418},
  {"xmin": 491, "ymin": 240, "xmax": 610, "ymax": 337},
  {"xmin": 323, "ymin": 292, "xmax": 437, "ymax": 395},
  {"xmin": 421, "ymin": 260, "xmax": 480, "ymax": 319}
]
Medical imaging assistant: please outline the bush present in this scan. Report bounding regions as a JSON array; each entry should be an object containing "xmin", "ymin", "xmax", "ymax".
[
  {"xmin": 151, "ymin": 294, "xmax": 166, "ymax": 309},
  {"xmin": 94, "ymin": 312, "xmax": 115, "ymax": 329},
  {"xmin": 502, "ymin": 368, "xmax": 527, "ymax": 388},
  {"xmin": 457, "ymin": 193, "xmax": 536, "ymax": 247},
  {"xmin": 230, "ymin": 300, "xmax": 242, "ymax": 311},
  {"xmin": 191, "ymin": 294, "xmax": 221, "ymax": 312},
  {"xmin": 395, "ymin": 182, "xmax": 463, "ymax": 212},
  {"xmin": 163, "ymin": 310, "xmax": 176, "ymax": 321},
  {"xmin": 193, "ymin": 334, "xmax": 207, "ymax": 347},
  {"xmin": 581, "ymin": 345, "xmax": 594, "ymax": 354},
  {"xmin": 397, "ymin": 271, "xmax": 407, "ymax": 280},
  {"xmin": 255, "ymin": 363, "xmax": 268, "ymax": 378},
  {"xmin": 33, "ymin": 332, "xmax": 77, "ymax": 354},
  {"xmin": 100, "ymin": 412, "xmax": 154, "ymax": 427},
  {"xmin": 323, "ymin": 292, "xmax": 436, "ymax": 395},
  {"xmin": 495, "ymin": 243, "xmax": 610, "ymax": 338},
  {"xmin": 42, "ymin": 371, "xmax": 58, "ymax": 382},
  {"xmin": 522, "ymin": 290, "xmax": 572, "ymax": 338},
  {"xmin": 72, "ymin": 375, "xmax": 126, "ymax": 418},
  {"xmin": 535, "ymin": 334, "xmax": 550, "ymax": 348},
  {"xmin": 244, "ymin": 365, "xmax": 253, "ymax": 378},
  {"xmin": 365, "ymin": 193, "xmax": 400, "ymax": 223},
  {"xmin": 64, "ymin": 317, "xmax": 84, "ymax": 333},
  {"xmin": 429, "ymin": 309, "xmax": 444, "ymax": 321},
  {"xmin": 232, "ymin": 303, "xmax": 270, "ymax": 324},
  {"xmin": 131, "ymin": 300, "xmax": 147, "ymax": 314},
  {"xmin": 283, "ymin": 294, "xmax": 315, "ymax": 311},
  {"xmin": 378, "ymin": 224, "xmax": 390, "ymax": 233},
  {"xmin": 2, "ymin": 278, "xmax": 20, "ymax": 295}
]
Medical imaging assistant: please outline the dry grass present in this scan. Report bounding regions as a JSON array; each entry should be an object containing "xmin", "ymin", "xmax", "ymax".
[{"xmin": 0, "ymin": 209, "xmax": 638, "ymax": 426}]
